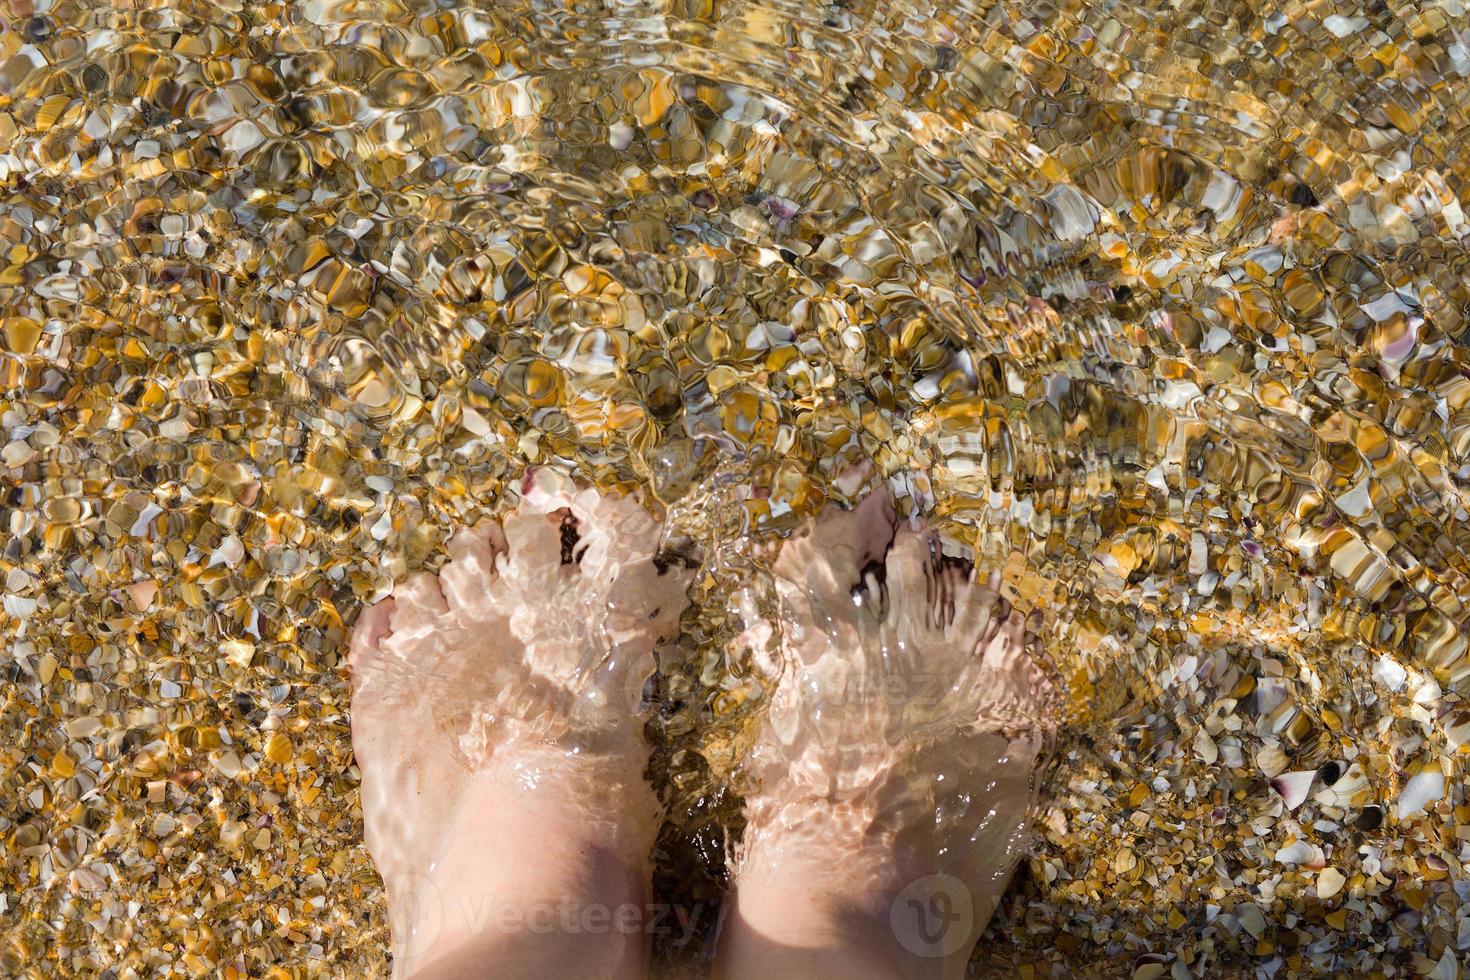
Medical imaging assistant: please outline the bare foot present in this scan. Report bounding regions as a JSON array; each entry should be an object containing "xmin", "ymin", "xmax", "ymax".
[
  {"xmin": 717, "ymin": 490, "xmax": 1056, "ymax": 980},
  {"xmin": 349, "ymin": 471, "xmax": 691, "ymax": 979}
]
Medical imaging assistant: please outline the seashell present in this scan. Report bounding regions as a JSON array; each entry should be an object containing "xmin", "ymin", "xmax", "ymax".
[
  {"xmin": 1256, "ymin": 744, "xmax": 1290, "ymax": 778},
  {"xmin": 1270, "ymin": 770, "xmax": 1317, "ymax": 810},
  {"xmin": 1314, "ymin": 763, "xmax": 1370, "ymax": 807},
  {"xmin": 1194, "ymin": 730, "xmax": 1219, "ymax": 764},
  {"xmin": 1316, "ymin": 867, "xmax": 1346, "ymax": 900},
  {"xmin": 1236, "ymin": 903, "xmax": 1267, "ymax": 938},
  {"xmin": 1394, "ymin": 770, "xmax": 1445, "ymax": 821},
  {"xmin": 1373, "ymin": 657, "xmax": 1408, "ymax": 692},
  {"xmin": 1274, "ymin": 840, "xmax": 1325, "ymax": 867}
]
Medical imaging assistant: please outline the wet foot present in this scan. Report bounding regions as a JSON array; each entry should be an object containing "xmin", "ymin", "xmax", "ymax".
[
  {"xmin": 716, "ymin": 490, "xmax": 1056, "ymax": 980},
  {"xmin": 348, "ymin": 471, "xmax": 692, "ymax": 980}
]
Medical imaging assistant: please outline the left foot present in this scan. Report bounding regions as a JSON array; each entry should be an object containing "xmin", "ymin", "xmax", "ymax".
[
  {"xmin": 349, "ymin": 471, "xmax": 692, "ymax": 978},
  {"xmin": 718, "ymin": 490, "xmax": 1056, "ymax": 980}
]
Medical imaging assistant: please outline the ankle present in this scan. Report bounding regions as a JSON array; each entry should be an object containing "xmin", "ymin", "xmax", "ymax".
[
  {"xmin": 717, "ymin": 873, "xmax": 937, "ymax": 980},
  {"xmin": 390, "ymin": 780, "xmax": 655, "ymax": 979},
  {"xmin": 484, "ymin": 741, "xmax": 661, "ymax": 854},
  {"xmin": 719, "ymin": 785, "xmax": 993, "ymax": 980}
]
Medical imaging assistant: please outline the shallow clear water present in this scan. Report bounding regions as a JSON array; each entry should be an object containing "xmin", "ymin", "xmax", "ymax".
[{"xmin": 4, "ymin": 0, "xmax": 1470, "ymax": 975}]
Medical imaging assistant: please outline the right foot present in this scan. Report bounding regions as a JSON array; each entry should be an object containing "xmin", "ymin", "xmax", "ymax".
[
  {"xmin": 718, "ymin": 490, "xmax": 1056, "ymax": 980},
  {"xmin": 349, "ymin": 471, "xmax": 692, "ymax": 979}
]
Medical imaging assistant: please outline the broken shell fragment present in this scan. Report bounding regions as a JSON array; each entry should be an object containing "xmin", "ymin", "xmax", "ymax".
[
  {"xmin": 1394, "ymin": 769, "xmax": 1445, "ymax": 821},
  {"xmin": 1270, "ymin": 770, "xmax": 1317, "ymax": 810}
]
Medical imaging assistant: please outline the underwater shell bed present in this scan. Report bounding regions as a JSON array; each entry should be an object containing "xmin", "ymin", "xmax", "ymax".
[{"xmin": 4, "ymin": 0, "xmax": 1470, "ymax": 975}]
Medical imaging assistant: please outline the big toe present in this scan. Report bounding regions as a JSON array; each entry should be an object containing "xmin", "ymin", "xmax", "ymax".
[
  {"xmin": 440, "ymin": 519, "xmax": 508, "ymax": 608},
  {"xmin": 348, "ymin": 598, "xmax": 396, "ymax": 676},
  {"xmin": 773, "ymin": 490, "xmax": 897, "ymax": 612},
  {"xmin": 347, "ymin": 599, "xmax": 404, "ymax": 758},
  {"xmin": 952, "ymin": 565, "xmax": 1006, "ymax": 648},
  {"xmin": 385, "ymin": 572, "xmax": 449, "ymax": 641},
  {"xmin": 810, "ymin": 487, "xmax": 895, "ymax": 568},
  {"xmin": 884, "ymin": 527, "xmax": 938, "ymax": 608},
  {"xmin": 571, "ymin": 490, "xmax": 665, "ymax": 569},
  {"xmin": 604, "ymin": 553, "xmax": 692, "ymax": 642}
]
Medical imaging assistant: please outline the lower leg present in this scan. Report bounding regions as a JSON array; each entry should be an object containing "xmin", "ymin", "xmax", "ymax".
[
  {"xmin": 716, "ymin": 797, "xmax": 953, "ymax": 980},
  {"xmin": 390, "ymin": 750, "xmax": 657, "ymax": 980}
]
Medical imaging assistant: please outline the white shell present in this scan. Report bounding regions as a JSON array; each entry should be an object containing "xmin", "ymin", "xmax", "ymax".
[
  {"xmin": 1373, "ymin": 656, "xmax": 1408, "ymax": 692},
  {"xmin": 1317, "ymin": 867, "xmax": 1347, "ymax": 899},
  {"xmin": 1275, "ymin": 840, "xmax": 1325, "ymax": 867},
  {"xmin": 1270, "ymin": 770, "xmax": 1317, "ymax": 810},
  {"xmin": 1394, "ymin": 770, "xmax": 1445, "ymax": 821}
]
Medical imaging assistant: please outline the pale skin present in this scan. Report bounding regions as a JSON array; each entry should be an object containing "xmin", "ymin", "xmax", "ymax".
[{"xmin": 348, "ymin": 473, "xmax": 1054, "ymax": 979}]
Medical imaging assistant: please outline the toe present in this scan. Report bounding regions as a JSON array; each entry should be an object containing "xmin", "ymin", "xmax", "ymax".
[
  {"xmin": 566, "ymin": 482, "xmax": 670, "ymax": 572},
  {"xmin": 775, "ymin": 491, "xmax": 897, "ymax": 606},
  {"xmin": 569, "ymin": 485, "xmax": 614, "ymax": 529},
  {"xmin": 500, "ymin": 508, "xmax": 564, "ymax": 579},
  {"xmin": 390, "ymin": 572, "xmax": 449, "ymax": 629},
  {"xmin": 938, "ymin": 562, "xmax": 971, "ymax": 630},
  {"xmin": 518, "ymin": 466, "xmax": 578, "ymax": 514},
  {"xmin": 1001, "ymin": 606, "xmax": 1026, "ymax": 646},
  {"xmin": 884, "ymin": 528, "xmax": 935, "ymax": 617},
  {"xmin": 734, "ymin": 588, "xmax": 780, "ymax": 677},
  {"xmin": 485, "ymin": 520, "xmax": 509, "ymax": 556},
  {"xmin": 349, "ymin": 598, "xmax": 396, "ymax": 673},
  {"xmin": 982, "ymin": 594, "xmax": 1013, "ymax": 645},
  {"xmin": 347, "ymin": 600, "xmax": 401, "ymax": 757},
  {"xmin": 772, "ymin": 532, "xmax": 865, "ymax": 631},
  {"xmin": 977, "ymin": 602, "xmax": 1025, "ymax": 676},
  {"xmin": 440, "ymin": 519, "xmax": 506, "ymax": 608},
  {"xmin": 958, "ymin": 569, "xmax": 1004, "ymax": 647},
  {"xmin": 811, "ymin": 488, "xmax": 895, "ymax": 569},
  {"xmin": 1023, "ymin": 608, "xmax": 1044, "ymax": 649},
  {"xmin": 849, "ymin": 489, "xmax": 897, "ymax": 559}
]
